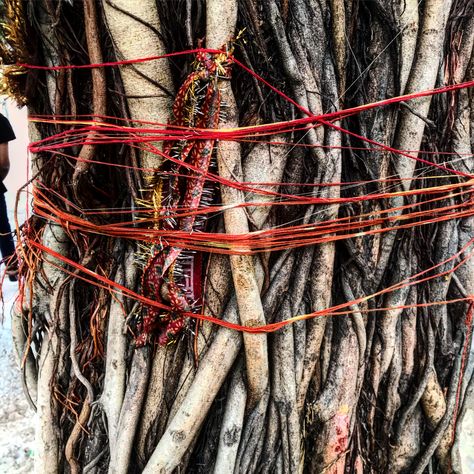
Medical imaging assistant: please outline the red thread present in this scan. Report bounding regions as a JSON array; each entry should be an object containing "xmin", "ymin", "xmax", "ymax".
[{"xmin": 16, "ymin": 46, "xmax": 474, "ymax": 341}]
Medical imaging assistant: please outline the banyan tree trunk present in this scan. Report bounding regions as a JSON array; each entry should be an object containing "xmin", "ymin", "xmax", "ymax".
[{"xmin": 1, "ymin": 0, "xmax": 474, "ymax": 473}]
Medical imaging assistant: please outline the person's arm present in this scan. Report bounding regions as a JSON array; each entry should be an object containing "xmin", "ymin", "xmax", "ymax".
[{"xmin": 0, "ymin": 143, "xmax": 11, "ymax": 181}]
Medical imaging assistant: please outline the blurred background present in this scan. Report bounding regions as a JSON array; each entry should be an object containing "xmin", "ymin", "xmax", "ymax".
[
  {"xmin": 0, "ymin": 97, "xmax": 34, "ymax": 474},
  {"xmin": 1, "ymin": 97, "xmax": 28, "ymax": 222}
]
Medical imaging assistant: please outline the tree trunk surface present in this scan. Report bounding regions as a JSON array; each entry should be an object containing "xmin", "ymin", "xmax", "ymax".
[{"xmin": 1, "ymin": 0, "xmax": 474, "ymax": 473}]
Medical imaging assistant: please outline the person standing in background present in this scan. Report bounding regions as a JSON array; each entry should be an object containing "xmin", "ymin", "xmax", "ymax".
[{"xmin": 0, "ymin": 112, "xmax": 18, "ymax": 281}]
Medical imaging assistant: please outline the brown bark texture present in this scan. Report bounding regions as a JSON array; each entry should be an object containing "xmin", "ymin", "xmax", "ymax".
[{"xmin": 1, "ymin": 0, "xmax": 474, "ymax": 473}]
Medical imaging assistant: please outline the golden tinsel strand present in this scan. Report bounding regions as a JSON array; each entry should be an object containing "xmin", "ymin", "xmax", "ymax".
[{"xmin": 0, "ymin": 0, "xmax": 29, "ymax": 105}]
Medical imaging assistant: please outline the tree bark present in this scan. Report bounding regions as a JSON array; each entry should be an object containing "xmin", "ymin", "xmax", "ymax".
[{"xmin": 2, "ymin": 0, "xmax": 473, "ymax": 473}]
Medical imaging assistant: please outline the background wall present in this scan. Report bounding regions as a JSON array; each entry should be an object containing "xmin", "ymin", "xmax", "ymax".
[
  {"xmin": 1, "ymin": 98, "xmax": 28, "ymax": 224},
  {"xmin": 0, "ymin": 97, "xmax": 34, "ymax": 472}
]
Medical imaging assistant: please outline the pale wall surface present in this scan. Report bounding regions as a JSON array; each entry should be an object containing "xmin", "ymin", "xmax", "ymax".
[
  {"xmin": 1, "ymin": 99, "xmax": 28, "ymax": 194},
  {"xmin": 1, "ymin": 99, "xmax": 28, "ymax": 227}
]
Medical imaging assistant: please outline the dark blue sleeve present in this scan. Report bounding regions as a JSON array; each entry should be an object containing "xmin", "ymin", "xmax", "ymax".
[{"xmin": 0, "ymin": 114, "xmax": 16, "ymax": 143}]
